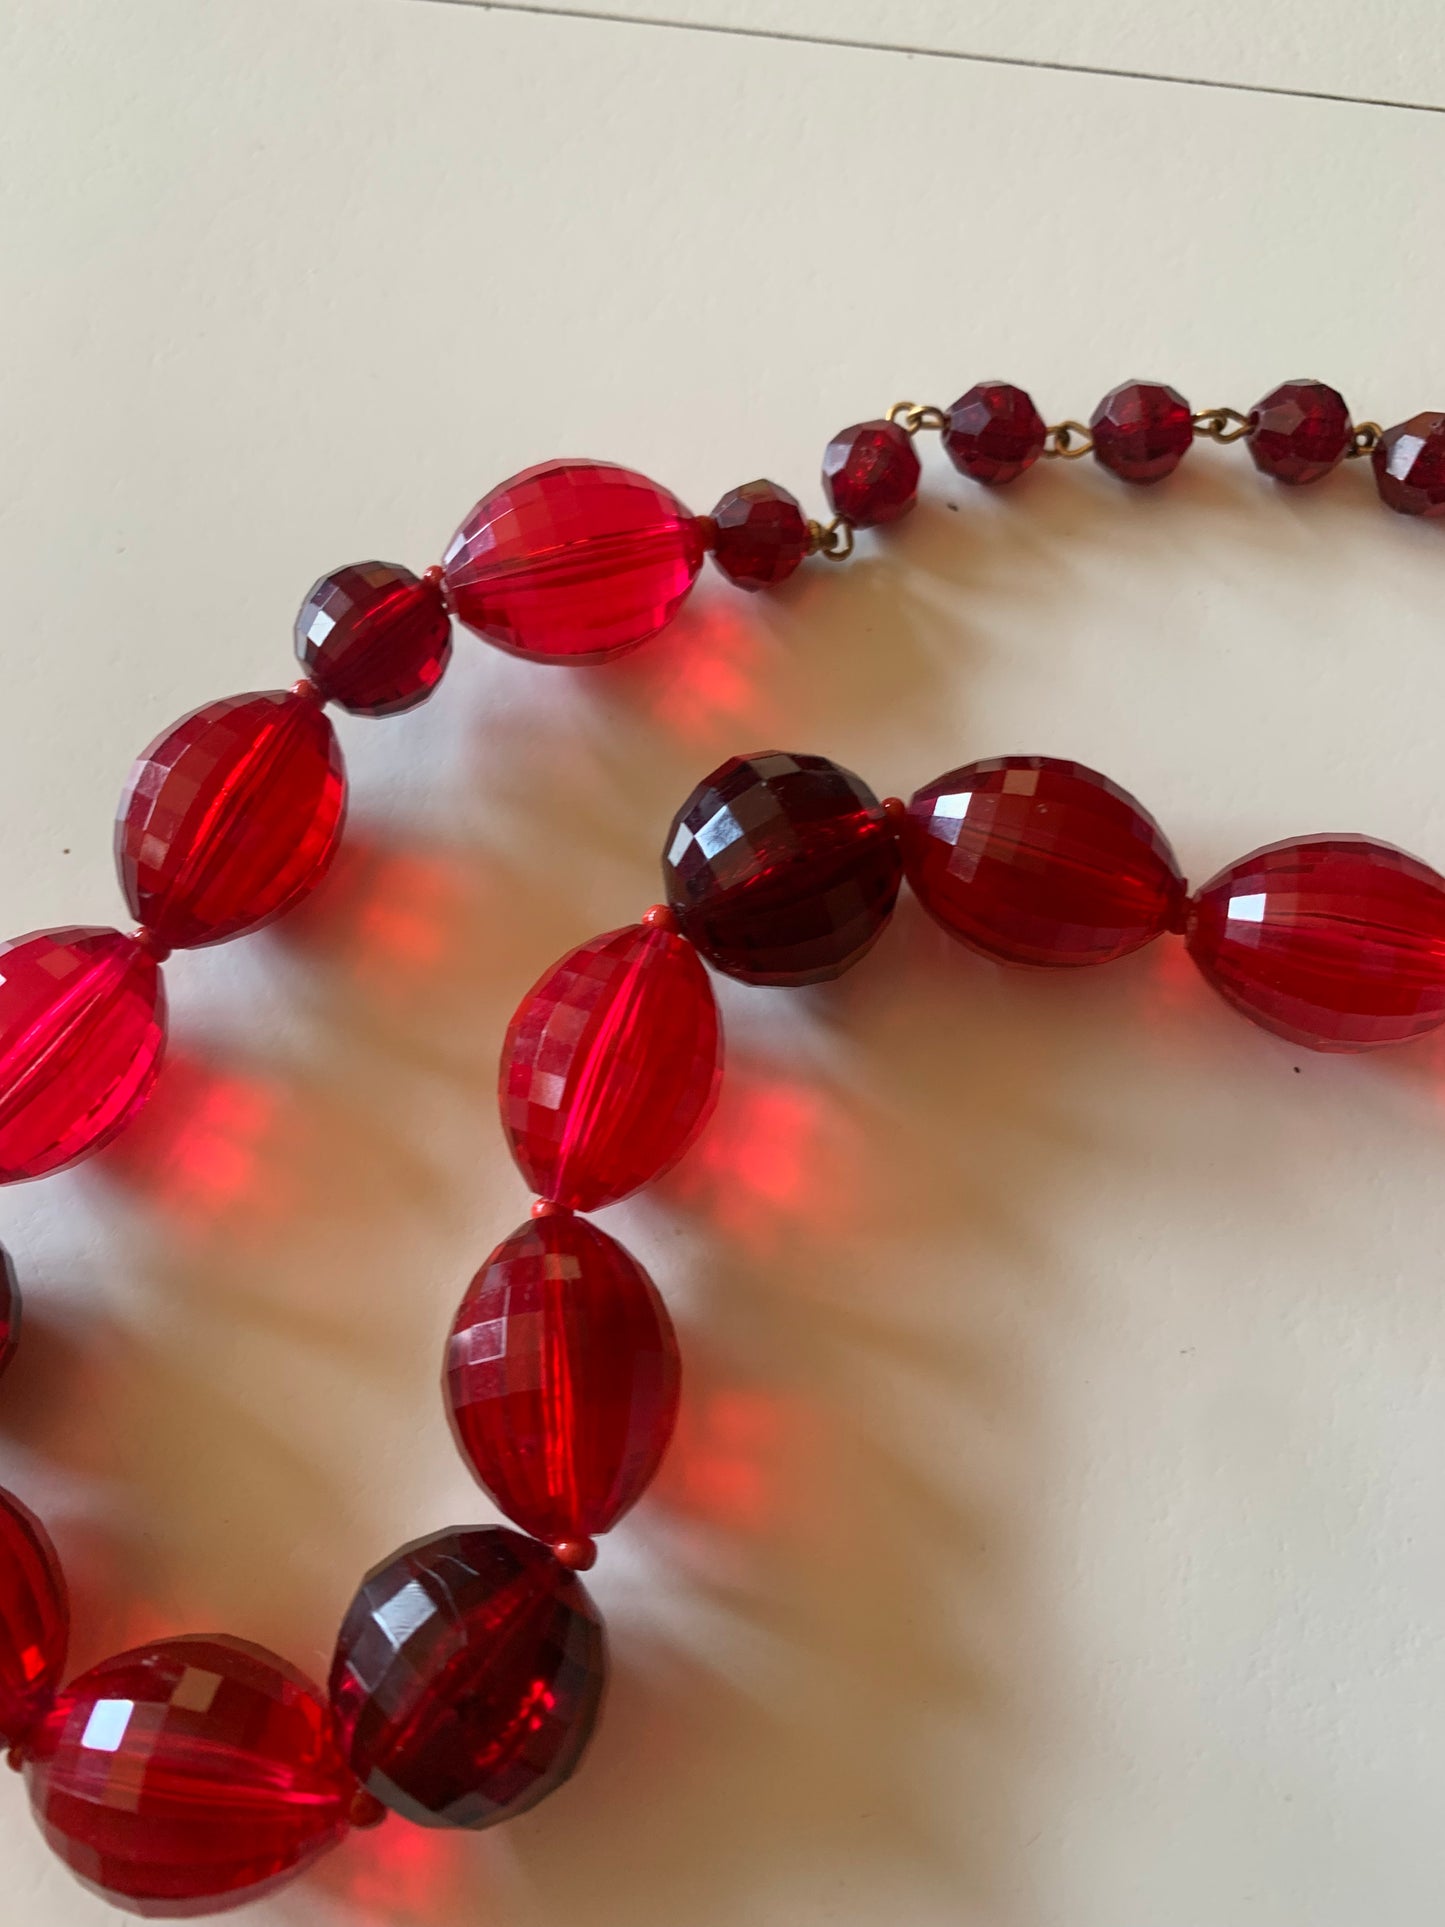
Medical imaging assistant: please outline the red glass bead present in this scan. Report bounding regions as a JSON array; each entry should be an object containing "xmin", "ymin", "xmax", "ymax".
[
  {"xmin": 0, "ymin": 1487, "xmax": 67, "ymax": 1747},
  {"xmin": 329, "ymin": 1526, "xmax": 605, "ymax": 1830},
  {"xmin": 116, "ymin": 691, "xmax": 346, "ymax": 949},
  {"xmin": 442, "ymin": 460, "xmax": 704, "ymax": 663},
  {"xmin": 1373, "ymin": 413, "xmax": 1445, "ymax": 516},
  {"xmin": 295, "ymin": 561, "xmax": 453, "ymax": 715},
  {"xmin": 0, "ymin": 1246, "xmax": 17, "ymax": 1379},
  {"xmin": 25, "ymin": 1634, "xmax": 353, "ymax": 1916},
  {"xmin": 822, "ymin": 420, "xmax": 921, "ymax": 526},
  {"xmin": 1186, "ymin": 835, "xmax": 1445, "ymax": 1051},
  {"xmin": 1090, "ymin": 380, "xmax": 1193, "ymax": 484},
  {"xmin": 709, "ymin": 480, "xmax": 811, "ymax": 590},
  {"xmin": 1247, "ymin": 379, "xmax": 1352, "ymax": 485},
  {"xmin": 663, "ymin": 751, "xmax": 902, "ymax": 985},
  {"xmin": 942, "ymin": 382, "xmax": 1047, "ymax": 485},
  {"xmin": 902, "ymin": 756, "xmax": 1185, "ymax": 967},
  {"xmin": 446, "ymin": 1214, "xmax": 681, "ymax": 1542},
  {"xmin": 500, "ymin": 921, "xmax": 721, "ymax": 1211},
  {"xmin": 0, "ymin": 928, "xmax": 165, "ymax": 1183}
]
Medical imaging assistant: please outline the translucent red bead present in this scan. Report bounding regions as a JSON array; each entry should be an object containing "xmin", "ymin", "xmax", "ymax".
[
  {"xmin": 1247, "ymin": 379, "xmax": 1352, "ymax": 485},
  {"xmin": 822, "ymin": 420, "xmax": 920, "ymax": 526},
  {"xmin": 0, "ymin": 928, "xmax": 166, "ymax": 1183},
  {"xmin": 943, "ymin": 381, "xmax": 1047, "ymax": 485},
  {"xmin": 329, "ymin": 1526, "xmax": 606, "ymax": 1830},
  {"xmin": 1373, "ymin": 413, "xmax": 1445, "ymax": 517},
  {"xmin": 442, "ymin": 459, "xmax": 704, "ymax": 662},
  {"xmin": 25, "ymin": 1635, "xmax": 354, "ymax": 1916},
  {"xmin": 709, "ymin": 479, "xmax": 811, "ymax": 589},
  {"xmin": 902, "ymin": 756, "xmax": 1185, "ymax": 966},
  {"xmin": 0, "ymin": 1487, "xmax": 67, "ymax": 1746},
  {"xmin": 116, "ymin": 690, "xmax": 346, "ymax": 948},
  {"xmin": 1090, "ymin": 380, "xmax": 1193, "ymax": 484},
  {"xmin": 1186, "ymin": 835, "xmax": 1445, "ymax": 1051},
  {"xmin": 446, "ymin": 1214, "xmax": 681, "ymax": 1543},
  {"xmin": 0, "ymin": 1246, "xmax": 17, "ymax": 1380},
  {"xmin": 295, "ymin": 561, "xmax": 453, "ymax": 715}
]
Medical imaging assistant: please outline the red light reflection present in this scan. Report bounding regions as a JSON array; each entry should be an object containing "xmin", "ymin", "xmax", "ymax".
[{"xmin": 603, "ymin": 595, "xmax": 782, "ymax": 746}]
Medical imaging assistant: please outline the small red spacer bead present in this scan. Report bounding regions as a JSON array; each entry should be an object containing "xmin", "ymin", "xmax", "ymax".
[
  {"xmin": 1166, "ymin": 890, "xmax": 1192, "ymax": 936},
  {"xmin": 694, "ymin": 515, "xmax": 717, "ymax": 554},
  {"xmin": 6, "ymin": 1743, "xmax": 26, "ymax": 1773},
  {"xmin": 132, "ymin": 926, "xmax": 172, "ymax": 964},
  {"xmin": 529, "ymin": 1198, "xmax": 571, "ymax": 1219},
  {"xmin": 291, "ymin": 675, "xmax": 325, "ymax": 705},
  {"xmin": 641, "ymin": 902, "xmax": 679, "ymax": 934},
  {"xmin": 348, "ymin": 1785, "xmax": 388, "ymax": 1829},
  {"xmin": 881, "ymin": 796, "xmax": 907, "ymax": 826},
  {"xmin": 549, "ymin": 1536, "xmax": 598, "ymax": 1572}
]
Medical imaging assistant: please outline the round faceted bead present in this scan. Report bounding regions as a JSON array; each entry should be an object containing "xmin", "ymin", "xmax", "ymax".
[
  {"xmin": 442, "ymin": 459, "xmax": 704, "ymax": 663},
  {"xmin": 0, "ymin": 1487, "xmax": 67, "ymax": 1746},
  {"xmin": 1247, "ymin": 379, "xmax": 1352, "ymax": 485},
  {"xmin": 709, "ymin": 479, "xmax": 811, "ymax": 590},
  {"xmin": 1090, "ymin": 380, "xmax": 1193, "ymax": 484},
  {"xmin": 116, "ymin": 690, "xmax": 346, "ymax": 948},
  {"xmin": 902, "ymin": 756, "xmax": 1185, "ymax": 967},
  {"xmin": 329, "ymin": 1526, "xmax": 606, "ymax": 1830},
  {"xmin": 0, "ymin": 1245, "xmax": 17, "ymax": 1379},
  {"xmin": 500, "ymin": 921, "xmax": 721, "ymax": 1210},
  {"xmin": 446, "ymin": 1214, "xmax": 681, "ymax": 1542},
  {"xmin": 1186, "ymin": 835, "xmax": 1445, "ymax": 1051},
  {"xmin": 821, "ymin": 420, "xmax": 921, "ymax": 526},
  {"xmin": 294, "ymin": 561, "xmax": 453, "ymax": 716},
  {"xmin": 663, "ymin": 751, "xmax": 903, "ymax": 985},
  {"xmin": 25, "ymin": 1634, "xmax": 353, "ymax": 1916},
  {"xmin": 0, "ymin": 928, "xmax": 165, "ymax": 1183},
  {"xmin": 942, "ymin": 381, "xmax": 1047, "ymax": 485},
  {"xmin": 1372, "ymin": 413, "xmax": 1445, "ymax": 516}
]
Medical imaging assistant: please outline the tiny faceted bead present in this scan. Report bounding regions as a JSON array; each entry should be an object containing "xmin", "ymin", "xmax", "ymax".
[
  {"xmin": 25, "ymin": 1635, "xmax": 353, "ymax": 1916},
  {"xmin": 446, "ymin": 1214, "xmax": 681, "ymax": 1542},
  {"xmin": 295, "ymin": 561, "xmax": 453, "ymax": 715},
  {"xmin": 0, "ymin": 929, "xmax": 166, "ymax": 1183},
  {"xmin": 1373, "ymin": 413, "xmax": 1445, "ymax": 516},
  {"xmin": 822, "ymin": 420, "xmax": 921, "ymax": 526},
  {"xmin": 1090, "ymin": 380, "xmax": 1194, "ymax": 484},
  {"xmin": 902, "ymin": 757, "xmax": 1186, "ymax": 966},
  {"xmin": 500, "ymin": 921, "xmax": 721, "ymax": 1210},
  {"xmin": 663, "ymin": 751, "xmax": 902, "ymax": 984},
  {"xmin": 0, "ymin": 1246, "xmax": 17, "ymax": 1380},
  {"xmin": 1247, "ymin": 379, "xmax": 1352, "ymax": 485},
  {"xmin": 442, "ymin": 460, "xmax": 705, "ymax": 662},
  {"xmin": 943, "ymin": 382, "xmax": 1047, "ymax": 485},
  {"xmin": 709, "ymin": 480, "xmax": 811, "ymax": 589},
  {"xmin": 329, "ymin": 1526, "xmax": 606, "ymax": 1830},
  {"xmin": 0, "ymin": 1488, "xmax": 67, "ymax": 1747},
  {"xmin": 1186, "ymin": 835, "xmax": 1445, "ymax": 1051},
  {"xmin": 116, "ymin": 691, "xmax": 347, "ymax": 948}
]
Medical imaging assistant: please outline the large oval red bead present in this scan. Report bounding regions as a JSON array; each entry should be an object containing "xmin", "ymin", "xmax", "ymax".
[
  {"xmin": 329, "ymin": 1526, "xmax": 606, "ymax": 1830},
  {"xmin": 902, "ymin": 756, "xmax": 1185, "ymax": 966},
  {"xmin": 500, "ymin": 922, "xmax": 721, "ymax": 1210},
  {"xmin": 0, "ymin": 928, "xmax": 165, "ymax": 1182},
  {"xmin": 446, "ymin": 1215, "xmax": 681, "ymax": 1542},
  {"xmin": 0, "ymin": 1246, "xmax": 18, "ymax": 1379},
  {"xmin": 1186, "ymin": 835, "xmax": 1445, "ymax": 1051},
  {"xmin": 116, "ymin": 691, "xmax": 346, "ymax": 948},
  {"xmin": 25, "ymin": 1634, "xmax": 354, "ymax": 1916},
  {"xmin": 0, "ymin": 1487, "xmax": 67, "ymax": 1746},
  {"xmin": 442, "ymin": 460, "xmax": 704, "ymax": 663}
]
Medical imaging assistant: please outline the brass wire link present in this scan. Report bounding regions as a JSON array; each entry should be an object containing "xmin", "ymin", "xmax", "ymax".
[
  {"xmin": 1192, "ymin": 406, "xmax": 1253, "ymax": 444},
  {"xmin": 885, "ymin": 400, "xmax": 947, "ymax": 434},
  {"xmin": 807, "ymin": 516, "xmax": 855, "ymax": 561},
  {"xmin": 1348, "ymin": 421, "xmax": 1383, "ymax": 459},
  {"xmin": 1043, "ymin": 420, "xmax": 1093, "ymax": 460}
]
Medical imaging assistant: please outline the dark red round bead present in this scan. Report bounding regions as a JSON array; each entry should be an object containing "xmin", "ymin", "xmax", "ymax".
[
  {"xmin": 1090, "ymin": 381, "xmax": 1193, "ymax": 485},
  {"xmin": 663, "ymin": 750, "xmax": 902, "ymax": 985},
  {"xmin": 0, "ymin": 1248, "xmax": 17, "ymax": 1380},
  {"xmin": 1246, "ymin": 380, "xmax": 1352, "ymax": 485},
  {"xmin": 1373, "ymin": 413, "xmax": 1445, "ymax": 516},
  {"xmin": 0, "ymin": 1487, "xmax": 67, "ymax": 1747},
  {"xmin": 295, "ymin": 562, "xmax": 453, "ymax": 716},
  {"xmin": 942, "ymin": 382, "xmax": 1047, "ymax": 485},
  {"xmin": 709, "ymin": 480, "xmax": 811, "ymax": 589},
  {"xmin": 822, "ymin": 420, "xmax": 920, "ymax": 526}
]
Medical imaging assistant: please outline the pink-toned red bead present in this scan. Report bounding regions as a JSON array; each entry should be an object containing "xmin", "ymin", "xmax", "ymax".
[
  {"xmin": 943, "ymin": 382, "xmax": 1047, "ymax": 485},
  {"xmin": 822, "ymin": 420, "xmax": 920, "ymax": 526},
  {"xmin": 0, "ymin": 1487, "xmax": 67, "ymax": 1747},
  {"xmin": 0, "ymin": 1247, "xmax": 17, "ymax": 1380},
  {"xmin": 1246, "ymin": 380, "xmax": 1352, "ymax": 485},
  {"xmin": 1090, "ymin": 380, "xmax": 1193, "ymax": 484},
  {"xmin": 1373, "ymin": 413, "xmax": 1445, "ymax": 517},
  {"xmin": 295, "ymin": 562, "xmax": 452, "ymax": 715},
  {"xmin": 709, "ymin": 480, "xmax": 811, "ymax": 589}
]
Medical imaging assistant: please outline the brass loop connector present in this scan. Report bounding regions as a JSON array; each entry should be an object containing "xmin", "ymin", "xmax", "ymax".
[
  {"xmin": 1044, "ymin": 420, "xmax": 1093, "ymax": 460},
  {"xmin": 1347, "ymin": 421, "xmax": 1383, "ymax": 459},
  {"xmin": 1192, "ymin": 405, "xmax": 1253, "ymax": 444},
  {"xmin": 886, "ymin": 400, "xmax": 947, "ymax": 435},
  {"xmin": 807, "ymin": 516, "xmax": 855, "ymax": 561}
]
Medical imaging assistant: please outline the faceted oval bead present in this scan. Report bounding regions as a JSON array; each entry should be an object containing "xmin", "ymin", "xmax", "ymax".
[
  {"xmin": 903, "ymin": 756, "xmax": 1186, "ymax": 967},
  {"xmin": 1373, "ymin": 412, "xmax": 1445, "ymax": 516},
  {"xmin": 446, "ymin": 1214, "xmax": 681, "ymax": 1543},
  {"xmin": 1247, "ymin": 379, "xmax": 1352, "ymax": 485},
  {"xmin": 501, "ymin": 921, "xmax": 721, "ymax": 1210},
  {"xmin": 1090, "ymin": 380, "xmax": 1193, "ymax": 484},
  {"xmin": 662, "ymin": 751, "xmax": 903, "ymax": 985},
  {"xmin": 0, "ymin": 1245, "xmax": 18, "ymax": 1380},
  {"xmin": 0, "ymin": 928, "xmax": 166, "ymax": 1183},
  {"xmin": 0, "ymin": 1486, "xmax": 67, "ymax": 1746},
  {"xmin": 25, "ymin": 1634, "xmax": 353, "ymax": 1916},
  {"xmin": 329, "ymin": 1526, "xmax": 606, "ymax": 1830},
  {"xmin": 1186, "ymin": 835, "xmax": 1445, "ymax": 1051},
  {"xmin": 116, "ymin": 690, "xmax": 346, "ymax": 949},
  {"xmin": 943, "ymin": 381, "xmax": 1047, "ymax": 485},
  {"xmin": 822, "ymin": 420, "xmax": 921, "ymax": 526},
  {"xmin": 295, "ymin": 561, "xmax": 453, "ymax": 716},
  {"xmin": 709, "ymin": 479, "xmax": 810, "ymax": 590},
  {"xmin": 442, "ymin": 460, "xmax": 704, "ymax": 663}
]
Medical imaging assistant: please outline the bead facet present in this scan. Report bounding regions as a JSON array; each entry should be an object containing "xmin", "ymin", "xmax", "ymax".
[
  {"xmin": 663, "ymin": 751, "xmax": 903, "ymax": 985},
  {"xmin": 295, "ymin": 562, "xmax": 453, "ymax": 715},
  {"xmin": 116, "ymin": 691, "xmax": 347, "ymax": 948},
  {"xmin": 1090, "ymin": 381, "xmax": 1193, "ymax": 484},
  {"xmin": 1247, "ymin": 379, "xmax": 1352, "ymax": 485},
  {"xmin": 1372, "ymin": 413, "xmax": 1445, "ymax": 517},
  {"xmin": 329, "ymin": 1526, "xmax": 606, "ymax": 1830},
  {"xmin": 1186, "ymin": 834, "xmax": 1445, "ymax": 1051},
  {"xmin": 442, "ymin": 460, "xmax": 704, "ymax": 662},
  {"xmin": 902, "ymin": 756, "xmax": 1185, "ymax": 966},
  {"xmin": 709, "ymin": 480, "xmax": 811, "ymax": 589},
  {"xmin": 0, "ymin": 1487, "xmax": 67, "ymax": 1747},
  {"xmin": 822, "ymin": 420, "xmax": 921, "ymax": 526},
  {"xmin": 942, "ymin": 382, "xmax": 1047, "ymax": 485},
  {"xmin": 0, "ymin": 1247, "xmax": 17, "ymax": 1380},
  {"xmin": 446, "ymin": 1214, "xmax": 681, "ymax": 1542}
]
